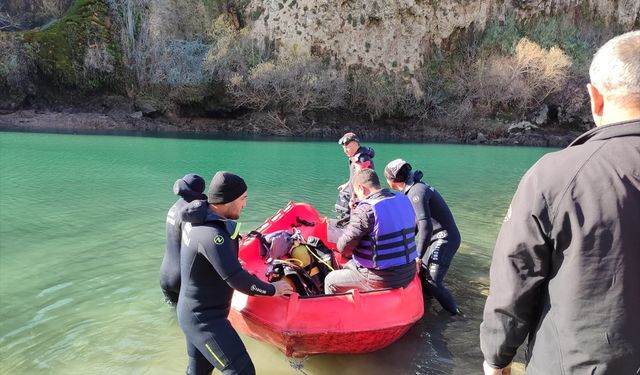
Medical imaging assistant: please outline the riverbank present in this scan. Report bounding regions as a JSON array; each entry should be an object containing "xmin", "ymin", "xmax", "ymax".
[{"xmin": 0, "ymin": 104, "xmax": 583, "ymax": 147}]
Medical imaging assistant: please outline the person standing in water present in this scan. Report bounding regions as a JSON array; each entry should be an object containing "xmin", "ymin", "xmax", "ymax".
[
  {"xmin": 384, "ymin": 159, "xmax": 462, "ymax": 316},
  {"xmin": 160, "ymin": 173, "xmax": 207, "ymax": 305},
  {"xmin": 177, "ymin": 171, "xmax": 293, "ymax": 375}
]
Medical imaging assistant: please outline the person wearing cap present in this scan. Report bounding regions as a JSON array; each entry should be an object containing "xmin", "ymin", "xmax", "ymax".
[
  {"xmin": 160, "ymin": 173, "xmax": 207, "ymax": 305},
  {"xmin": 177, "ymin": 171, "xmax": 293, "ymax": 375},
  {"xmin": 384, "ymin": 159, "xmax": 461, "ymax": 315},
  {"xmin": 324, "ymin": 168, "xmax": 417, "ymax": 294},
  {"xmin": 335, "ymin": 132, "xmax": 375, "ymax": 223}
]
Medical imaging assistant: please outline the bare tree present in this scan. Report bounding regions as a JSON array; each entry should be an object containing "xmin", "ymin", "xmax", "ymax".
[{"xmin": 0, "ymin": 12, "xmax": 21, "ymax": 31}]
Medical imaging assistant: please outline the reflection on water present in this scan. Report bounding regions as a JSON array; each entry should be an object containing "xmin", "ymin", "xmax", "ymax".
[{"xmin": 0, "ymin": 132, "xmax": 551, "ymax": 374}]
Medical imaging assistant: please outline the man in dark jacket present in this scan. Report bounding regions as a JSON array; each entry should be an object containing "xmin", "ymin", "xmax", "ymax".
[
  {"xmin": 325, "ymin": 168, "xmax": 417, "ymax": 294},
  {"xmin": 160, "ymin": 173, "xmax": 207, "ymax": 305},
  {"xmin": 335, "ymin": 132, "xmax": 375, "ymax": 223},
  {"xmin": 177, "ymin": 171, "xmax": 293, "ymax": 375},
  {"xmin": 384, "ymin": 160, "xmax": 461, "ymax": 315},
  {"xmin": 480, "ymin": 30, "xmax": 640, "ymax": 375}
]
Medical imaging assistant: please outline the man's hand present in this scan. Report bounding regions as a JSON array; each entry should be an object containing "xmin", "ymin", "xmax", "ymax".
[
  {"xmin": 272, "ymin": 279, "xmax": 295, "ymax": 296},
  {"xmin": 338, "ymin": 182, "xmax": 348, "ymax": 191},
  {"xmin": 349, "ymin": 195, "xmax": 358, "ymax": 209},
  {"xmin": 483, "ymin": 361, "xmax": 511, "ymax": 375}
]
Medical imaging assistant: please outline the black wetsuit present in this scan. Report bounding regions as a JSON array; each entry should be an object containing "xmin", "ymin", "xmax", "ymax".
[
  {"xmin": 404, "ymin": 171, "xmax": 461, "ymax": 314},
  {"xmin": 178, "ymin": 200, "xmax": 275, "ymax": 375},
  {"xmin": 160, "ymin": 186, "xmax": 206, "ymax": 305}
]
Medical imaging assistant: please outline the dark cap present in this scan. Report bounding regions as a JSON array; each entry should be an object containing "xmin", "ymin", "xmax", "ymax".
[
  {"xmin": 338, "ymin": 132, "xmax": 359, "ymax": 145},
  {"xmin": 207, "ymin": 171, "xmax": 247, "ymax": 204},
  {"xmin": 384, "ymin": 158, "xmax": 412, "ymax": 182}
]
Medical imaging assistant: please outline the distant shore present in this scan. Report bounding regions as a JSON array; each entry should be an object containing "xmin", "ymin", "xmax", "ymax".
[{"xmin": 0, "ymin": 106, "xmax": 583, "ymax": 147}]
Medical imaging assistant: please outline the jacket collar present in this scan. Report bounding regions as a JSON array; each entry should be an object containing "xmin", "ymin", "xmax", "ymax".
[{"xmin": 570, "ymin": 119, "xmax": 640, "ymax": 147}]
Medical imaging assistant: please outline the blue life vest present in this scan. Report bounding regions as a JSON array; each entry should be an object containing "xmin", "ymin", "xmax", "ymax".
[{"xmin": 353, "ymin": 192, "xmax": 417, "ymax": 270}]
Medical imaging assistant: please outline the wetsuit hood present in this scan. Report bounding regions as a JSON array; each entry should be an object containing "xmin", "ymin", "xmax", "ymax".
[
  {"xmin": 357, "ymin": 146, "xmax": 375, "ymax": 159},
  {"xmin": 403, "ymin": 170, "xmax": 424, "ymax": 194},
  {"xmin": 173, "ymin": 175, "xmax": 207, "ymax": 203},
  {"xmin": 181, "ymin": 199, "xmax": 240, "ymax": 235}
]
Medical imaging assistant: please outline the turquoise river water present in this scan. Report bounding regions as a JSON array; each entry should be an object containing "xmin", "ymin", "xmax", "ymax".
[{"xmin": 0, "ymin": 132, "xmax": 554, "ymax": 374}]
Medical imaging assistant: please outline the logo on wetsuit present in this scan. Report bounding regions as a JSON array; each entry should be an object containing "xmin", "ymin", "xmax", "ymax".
[
  {"xmin": 250, "ymin": 285, "xmax": 266, "ymax": 294},
  {"xmin": 214, "ymin": 235, "xmax": 225, "ymax": 245}
]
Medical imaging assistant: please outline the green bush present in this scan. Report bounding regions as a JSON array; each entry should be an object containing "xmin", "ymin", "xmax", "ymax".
[{"xmin": 21, "ymin": 0, "xmax": 121, "ymax": 90}]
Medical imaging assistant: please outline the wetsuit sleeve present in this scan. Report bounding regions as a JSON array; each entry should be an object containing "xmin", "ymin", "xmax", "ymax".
[
  {"xmin": 479, "ymin": 166, "xmax": 552, "ymax": 368},
  {"xmin": 200, "ymin": 232, "xmax": 276, "ymax": 296},
  {"xmin": 409, "ymin": 185, "xmax": 433, "ymax": 258},
  {"xmin": 337, "ymin": 203, "xmax": 374, "ymax": 255}
]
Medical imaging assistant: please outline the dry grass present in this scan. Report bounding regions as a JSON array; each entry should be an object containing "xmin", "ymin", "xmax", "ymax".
[{"xmin": 471, "ymin": 37, "xmax": 572, "ymax": 116}]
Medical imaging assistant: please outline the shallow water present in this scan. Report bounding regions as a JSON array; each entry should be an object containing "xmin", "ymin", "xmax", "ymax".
[{"xmin": 0, "ymin": 132, "xmax": 553, "ymax": 374}]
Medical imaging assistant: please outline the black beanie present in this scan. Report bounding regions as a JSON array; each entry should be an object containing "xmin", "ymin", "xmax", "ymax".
[{"xmin": 207, "ymin": 171, "xmax": 247, "ymax": 204}]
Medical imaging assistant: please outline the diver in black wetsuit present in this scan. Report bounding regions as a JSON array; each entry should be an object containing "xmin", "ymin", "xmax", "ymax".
[
  {"xmin": 160, "ymin": 173, "xmax": 207, "ymax": 305},
  {"xmin": 177, "ymin": 171, "xmax": 293, "ymax": 375},
  {"xmin": 384, "ymin": 159, "xmax": 462, "ymax": 315}
]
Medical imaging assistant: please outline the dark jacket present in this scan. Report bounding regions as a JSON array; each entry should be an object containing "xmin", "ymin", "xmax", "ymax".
[
  {"xmin": 480, "ymin": 120, "xmax": 640, "ymax": 374},
  {"xmin": 403, "ymin": 171, "xmax": 460, "ymax": 263},
  {"xmin": 177, "ymin": 201, "xmax": 275, "ymax": 322}
]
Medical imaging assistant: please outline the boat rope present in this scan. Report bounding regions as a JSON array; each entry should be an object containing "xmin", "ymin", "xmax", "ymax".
[{"xmin": 287, "ymin": 356, "xmax": 310, "ymax": 374}]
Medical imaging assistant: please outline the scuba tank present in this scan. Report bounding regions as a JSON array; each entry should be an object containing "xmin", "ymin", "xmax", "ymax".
[{"xmin": 264, "ymin": 231, "xmax": 335, "ymax": 296}]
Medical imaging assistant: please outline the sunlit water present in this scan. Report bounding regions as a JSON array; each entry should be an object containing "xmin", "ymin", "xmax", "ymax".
[{"xmin": 0, "ymin": 132, "xmax": 553, "ymax": 374}]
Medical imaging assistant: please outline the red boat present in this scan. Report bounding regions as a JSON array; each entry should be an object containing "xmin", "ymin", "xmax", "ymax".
[{"xmin": 229, "ymin": 202, "xmax": 424, "ymax": 357}]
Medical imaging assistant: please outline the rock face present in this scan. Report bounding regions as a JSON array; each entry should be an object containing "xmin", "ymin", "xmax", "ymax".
[{"xmin": 246, "ymin": 0, "xmax": 639, "ymax": 73}]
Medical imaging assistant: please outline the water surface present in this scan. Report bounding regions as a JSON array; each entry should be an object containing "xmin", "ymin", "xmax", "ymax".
[{"xmin": 0, "ymin": 132, "xmax": 553, "ymax": 374}]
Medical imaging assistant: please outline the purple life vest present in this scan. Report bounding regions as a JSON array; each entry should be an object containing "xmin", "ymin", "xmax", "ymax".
[{"xmin": 353, "ymin": 192, "xmax": 417, "ymax": 270}]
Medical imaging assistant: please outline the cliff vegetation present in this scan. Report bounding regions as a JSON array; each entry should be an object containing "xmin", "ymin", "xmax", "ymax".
[{"xmin": 1, "ymin": 0, "xmax": 638, "ymax": 141}]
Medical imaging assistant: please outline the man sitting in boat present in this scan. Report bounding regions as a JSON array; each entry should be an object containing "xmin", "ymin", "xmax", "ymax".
[
  {"xmin": 325, "ymin": 168, "xmax": 418, "ymax": 294},
  {"xmin": 335, "ymin": 132, "xmax": 375, "ymax": 225}
]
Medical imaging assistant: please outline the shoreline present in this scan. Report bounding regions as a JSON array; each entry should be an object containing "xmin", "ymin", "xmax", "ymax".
[{"xmin": 0, "ymin": 108, "xmax": 583, "ymax": 147}]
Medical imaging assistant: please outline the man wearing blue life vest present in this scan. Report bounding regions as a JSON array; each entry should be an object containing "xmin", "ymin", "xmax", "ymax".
[
  {"xmin": 325, "ymin": 168, "xmax": 417, "ymax": 294},
  {"xmin": 385, "ymin": 159, "xmax": 461, "ymax": 316},
  {"xmin": 177, "ymin": 171, "xmax": 293, "ymax": 375},
  {"xmin": 335, "ymin": 132, "xmax": 375, "ymax": 224},
  {"xmin": 160, "ymin": 173, "xmax": 207, "ymax": 305}
]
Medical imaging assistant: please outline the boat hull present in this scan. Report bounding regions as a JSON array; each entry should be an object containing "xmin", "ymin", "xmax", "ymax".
[{"xmin": 229, "ymin": 202, "xmax": 424, "ymax": 357}]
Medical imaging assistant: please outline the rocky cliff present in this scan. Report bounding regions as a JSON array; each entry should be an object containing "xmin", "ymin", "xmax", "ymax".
[
  {"xmin": 246, "ymin": 0, "xmax": 638, "ymax": 73},
  {"xmin": 1, "ymin": 0, "xmax": 638, "ymax": 135}
]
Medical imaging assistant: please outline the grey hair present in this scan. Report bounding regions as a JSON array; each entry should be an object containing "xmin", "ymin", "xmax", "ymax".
[{"xmin": 589, "ymin": 30, "xmax": 640, "ymax": 98}]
